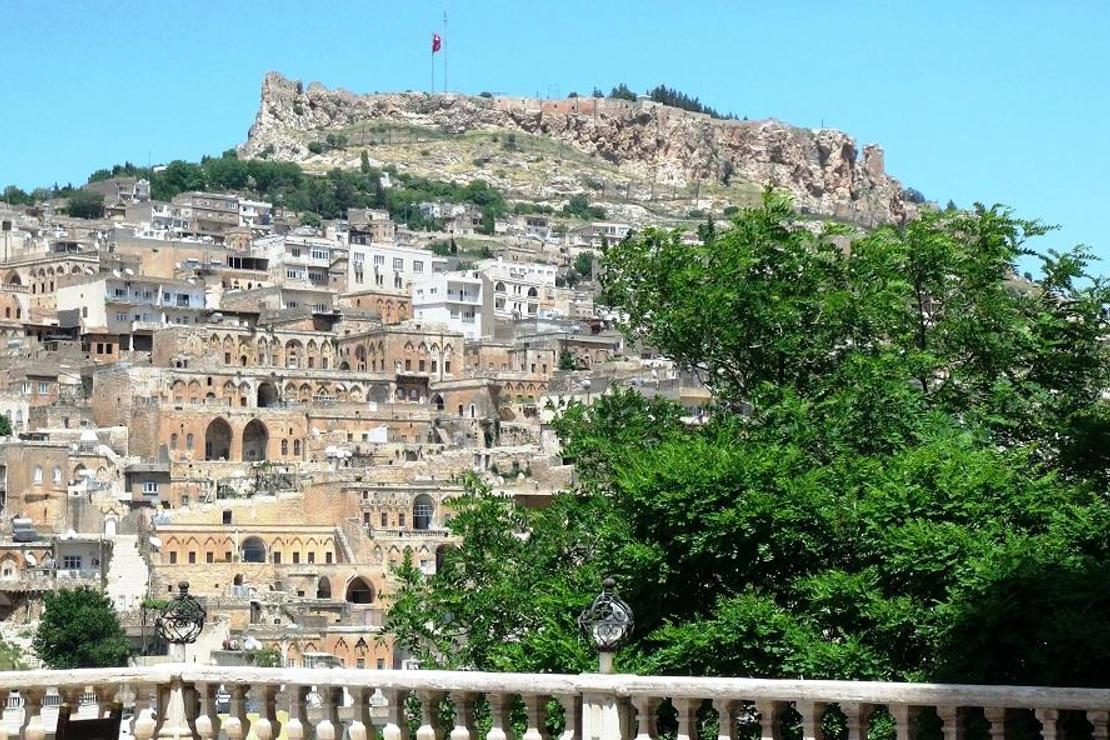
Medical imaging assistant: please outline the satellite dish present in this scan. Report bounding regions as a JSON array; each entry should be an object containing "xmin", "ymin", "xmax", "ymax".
[
  {"xmin": 24, "ymin": 553, "xmax": 37, "ymax": 566},
  {"xmin": 124, "ymin": 268, "xmax": 134, "ymax": 276},
  {"xmin": 112, "ymin": 269, "xmax": 121, "ymax": 278},
  {"xmin": 148, "ymin": 536, "xmax": 162, "ymax": 549}
]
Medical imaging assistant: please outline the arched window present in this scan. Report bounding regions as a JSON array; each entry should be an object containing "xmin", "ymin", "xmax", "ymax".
[
  {"xmin": 345, "ymin": 577, "xmax": 375, "ymax": 604},
  {"xmin": 281, "ymin": 439, "xmax": 289, "ymax": 456},
  {"xmin": 293, "ymin": 439, "xmax": 301, "ymax": 456},
  {"xmin": 413, "ymin": 494, "xmax": 435, "ymax": 531},
  {"xmin": 33, "ymin": 466, "xmax": 43, "ymax": 484},
  {"xmin": 317, "ymin": 577, "xmax": 332, "ymax": 599},
  {"xmin": 52, "ymin": 467, "xmax": 62, "ymax": 484},
  {"xmin": 241, "ymin": 537, "xmax": 266, "ymax": 563},
  {"xmin": 170, "ymin": 433, "xmax": 179, "ymax": 450}
]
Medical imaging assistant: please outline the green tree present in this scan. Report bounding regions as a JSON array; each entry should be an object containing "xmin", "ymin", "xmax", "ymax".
[
  {"xmin": 300, "ymin": 212, "xmax": 322, "ymax": 229},
  {"xmin": 609, "ymin": 83, "xmax": 637, "ymax": 101},
  {"xmin": 64, "ymin": 190, "xmax": 105, "ymax": 219},
  {"xmin": 573, "ymin": 252, "xmax": 594, "ymax": 278},
  {"xmin": 0, "ymin": 414, "xmax": 11, "ymax": 437},
  {"xmin": 385, "ymin": 193, "xmax": 1110, "ymax": 686},
  {"xmin": 360, "ymin": 150, "xmax": 371, "ymax": 174},
  {"xmin": 34, "ymin": 588, "xmax": 129, "ymax": 669}
]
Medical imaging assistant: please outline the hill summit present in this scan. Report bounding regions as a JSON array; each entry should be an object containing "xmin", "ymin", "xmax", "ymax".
[{"xmin": 240, "ymin": 71, "xmax": 911, "ymax": 226}]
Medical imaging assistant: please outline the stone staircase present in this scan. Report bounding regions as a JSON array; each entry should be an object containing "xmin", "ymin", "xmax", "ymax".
[{"xmin": 106, "ymin": 534, "xmax": 149, "ymax": 612}]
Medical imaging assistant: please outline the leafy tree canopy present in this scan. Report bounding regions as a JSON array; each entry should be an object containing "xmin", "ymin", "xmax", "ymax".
[
  {"xmin": 385, "ymin": 192, "xmax": 1110, "ymax": 687},
  {"xmin": 34, "ymin": 587, "xmax": 129, "ymax": 669},
  {"xmin": 64, "ymin": 190, "xmax": 105, "ymax": 219}
]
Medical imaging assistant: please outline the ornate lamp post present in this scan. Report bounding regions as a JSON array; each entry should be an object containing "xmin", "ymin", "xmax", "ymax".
[
  {"xmin": 153, "ymin": 582, "xmax": 207, "ymax": 739},
  {"xmin": 157, "ymin": 581, "xmax": 207, "ymax": 653},
  {"xmin": 578, "ymin": 577, "xmax": 634, "ymax": 674}
]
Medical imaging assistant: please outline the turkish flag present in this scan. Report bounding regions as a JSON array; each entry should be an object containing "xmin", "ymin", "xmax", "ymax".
[{"xmin": 432, "ymin": 33, "xmax": 442, "ymax": 53}]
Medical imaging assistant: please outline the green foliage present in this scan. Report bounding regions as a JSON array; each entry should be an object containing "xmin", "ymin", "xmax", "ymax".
[
  {"xmin": 300, "ymin": 212, "xmax": 322, "ymax": 228},
  {"xmin": 562, "ymin": 194, "xmax": 606, "ymax": 220},
  {"xmin": 609, "ymin": 83, "xmax": 637, "ymax": 101},
  {"xmin": 386, "ymin": 193, "xmax": 1110, "ymax": 687},
  {"xmin": 65, "ymin": 190, "xmax": 105, "ymax": 219},
  {"xmin": 647, "ymin": 84, "xmax": 737, "ymax": 120},
  {"xmin": 591, "ymin": 87, "xmax": 604, "ymax": 98},
  {"xmin": 0, "ymin": 414, "xmax": 11, "ymax": 437},
  {"xmin": 307, "ymin": 141, "xmax": 325, "ymax": 155},
  {"xmin": 573, "ymin": 251, "xmax": 594, "ymax": 278},
  {"xmin": 34, "ymin": 588, "xmax": 129, "ymax": 669},
  {"xmin": 902, "ymin": 187, "xmax": 927, "ymax": 204},
  {"xmin": 248, "ymin": 646, "xmax": 283, "ymax": 667},
  {"xmin": 360, "ymin": 150, "xmax": 371, "ymax": 174},
  {"xmin": 558, "ymin": 350, "xmax": 577, "ymax": 371}
]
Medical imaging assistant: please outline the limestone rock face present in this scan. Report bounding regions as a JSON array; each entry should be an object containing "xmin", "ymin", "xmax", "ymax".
[{"xmin": 241, "ymin": 72, "xmax": 909, "ymax": 226}]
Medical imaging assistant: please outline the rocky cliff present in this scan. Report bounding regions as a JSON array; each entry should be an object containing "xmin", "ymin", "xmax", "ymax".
[{"xmin": 240, "ymin": 72, "xmax": 910, "ymax": 226}]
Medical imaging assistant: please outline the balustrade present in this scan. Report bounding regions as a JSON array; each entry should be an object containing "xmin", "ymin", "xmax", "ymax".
[{"xmin": 0, "ymin": 666, "xmax": 1107, "ymax": 740}]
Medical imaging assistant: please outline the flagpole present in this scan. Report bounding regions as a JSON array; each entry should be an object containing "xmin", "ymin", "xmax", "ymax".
[
  {"xmin": 431, "ymin": 41, "xmax": 435, "ymax": 95},
  {"xmin": 443, "ymin": 8, "xmax": 448, "ymax": 93}
]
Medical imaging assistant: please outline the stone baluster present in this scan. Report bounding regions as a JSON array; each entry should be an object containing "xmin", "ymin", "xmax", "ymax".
[
  {"xmin": 133, "ymin": 685, "xmax": 160, "ymax": 740},
  {"xmin": 380, "ymin": 688, "xmax": 408, "ymax": 740},
  {"xmin": 22, "ymin": 689, "xmax": 47, "ymax": 740},
  {"xmin": 222, "ymin": 684, "xmax": 249, "ymax": 740},
  {"xmin": 417, "ymin": 690, "xmax": 447, "ymax": 740},
  {"xmin": 194, "ymin": 682, "xmax": 221, "ymax": 740},
  {"xmin": 891, "ymin": 705, "xmax": 912, "ymax": 740},
  {"xmin": 449, "ymin": 691, "xmax": 475, "ymax": 740},
  {"xmin": 755, "ymin": 700, "xmax": 780, "ymax": 740},
  {"xmin": 557, "ymin": 694, "xmax": 581, "ymax": 740},
  {"xmin": 937, "ymin": 706, "xmax": 962, "ymax": 740},
  {"xmin": 250, "ymin": 683, "xmax": 279, "ymax": 740},
  {"xmin": 486, "ymin": 693, "xmax": 513, "ymax": 740},
  {"xmin": 157, "ymin": 675, "xmax": 193, "ymax": 739},
  {"xmin": 1035, "ymin": 709, "xmax": 1059, "ymax": 740},
  {"xmin": 314, "ymin": 685, "xmax": 342, "ymax": 740},
  {"xmin": 60, "ymin": 685, "xmax": 85, "ymax": 718},
  {"xmin": 796, "ymin": 702, "xmax": 827, "ymax": 740},
  {"xmin": 523, "ymin": 694, "xmax": 550, "ymax": 740},
  {"xmin": 713, "ymin": 699, "xmax": 737, "ymax": 740},
  {"xmin": 632, "ymin": 697, "xmax": 660, "ymax": 740},
  {"xmin": 841, "ymin": 703, "xmax": 866, "ymax": 740},
  {"xmin": 983, "ymin": 708, "xmax": 1005, "ymax": 740},
  {"xmin": 348, "ymin": 686, "xmax": 373, "ymax": 740},
  {"xmin": 675, "ymin": 698, "xmax": 700, "ymax": 740},
  {"xmin": 283, "ymin": 685, "xmax": 311, "ymax": 740},
  {"xmin": 1089, "ymin": 710, "xmax": 1108, "ymax": 740}
]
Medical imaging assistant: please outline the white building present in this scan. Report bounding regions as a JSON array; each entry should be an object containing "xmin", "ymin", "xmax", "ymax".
[
  {"xmin": 253, "ymin": 234, "xmax": 347, "ymax": 290},
  {"xmin": 238, "ymin": 199, "xmax": 273, "ymax": 231},
  {"xmin": 412, "ymin": 270, "xmax": 494, "ymax": 339},
  {"xmin": 57, "ymin": 275, "xmax": 208, "ymax": 351},
  {"xmin": 348, "ymin": 242, "xmax": 447, "ymax": 292},
  {"xmin": 478, "ymin": 257, "xmax": 558, "ymax": 319}
]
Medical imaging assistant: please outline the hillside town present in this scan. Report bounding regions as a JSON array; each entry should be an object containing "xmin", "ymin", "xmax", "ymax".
[{"xmin": 0, "ymin": 172, "xmax": 710, "ymax": 670}]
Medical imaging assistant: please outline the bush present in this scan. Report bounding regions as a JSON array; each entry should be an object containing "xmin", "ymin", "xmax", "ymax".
[
  {"xmin": 479, "ymin": 92, "xmax": 493, "ymax": 98},
  {"xmin": 562, "ymin": 194, "xmax": 606, "ymax": 220},
  {"xmin": 307, "ymin": 141, "xmax": 325, "ymax": 155},
  {"xmin": 34, "ymin": 588, "xmax": 129, "ymax": 669},
  {"xmin": 609, "ymin": 83, "xmax": 637, "ymax": 101}
]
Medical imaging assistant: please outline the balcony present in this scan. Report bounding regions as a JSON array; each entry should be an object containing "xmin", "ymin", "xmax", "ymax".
[{"xmin": 0, "ymin": 665, "xmax": 1108, "ymax": 740}]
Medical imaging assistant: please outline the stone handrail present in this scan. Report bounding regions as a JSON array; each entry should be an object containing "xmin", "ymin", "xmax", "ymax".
[{"xmin": 1, "ymin": 664, "xmax": 1109, "ymax": 739}]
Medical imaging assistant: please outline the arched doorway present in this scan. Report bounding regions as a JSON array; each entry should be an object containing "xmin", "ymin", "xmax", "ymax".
[
  {"xmin": 242, "ymin": 419, "xmax": 269, "ymax": 461},
  {"xmin": 241, "ymin": 537, "xmax": 266, "ymax": 563},
  {"xmin": 345, "ymin": 577, "xmax": 375, "ymax": 604},
  {"xmin": 205, "ymin": 418, "xmax": 232, "ymax": 461},
  {"xmin": 257, "ymin": 382, "xmax": 278, "ymax": 408},
  {"xmin": 413, "ymin": 494, "xmax": 435, "ymax": 531},
  {"xmin": 431, "ymin": 394, "xmax": 445, "ymax": 412},
  {"xmin": 316, "ymin": 577, "xmax": 332, "ymax": 599}
]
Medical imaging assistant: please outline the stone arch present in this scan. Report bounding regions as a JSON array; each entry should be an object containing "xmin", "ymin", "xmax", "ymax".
[
  {"xmin": 413, "ymin": 494, "xmax": 435, "ymax": 530},
  {"xmin": 205, "ymin": 418, "xmax": 232, "ymax": 461},
  {"xmin": 285, "ymin": 339, "xmax": 303, "ymax": 368},
  {"xmin": 241, "ymin": 537, "xmax": 266, "ymax": 563},
  {"xmin": 257, "ymin": 382, "xmax": 278, "ymax": 408},
  {"xmin": 3, "ymin": 271, "xmax": 21, "ymax": 286},
  {"xmin": 345, "ymin": 576, "xmax": 375, "ymax": 604},
  {"xmin": 316, "ymin": 576, "xmax": 332, "ymax": 599},
  {"xmin": 431, "ymin": 393, "xmax": 445, "ymax": 412},
  {"xmin": 242, "ymin": 419, "xmax": 269, "ymax": 461}
]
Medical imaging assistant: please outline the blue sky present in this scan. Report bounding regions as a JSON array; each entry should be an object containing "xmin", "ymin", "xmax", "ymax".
[{"xmin": 2, "ymin": 1, "xmax": 1108, "ymax": 263}]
